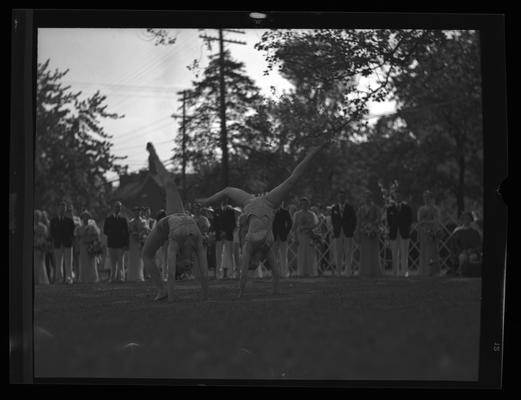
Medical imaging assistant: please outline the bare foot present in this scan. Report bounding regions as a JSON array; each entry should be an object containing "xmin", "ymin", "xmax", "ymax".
[
  {"xmin": 153, "ymin": 289, "xmax": 168, "ymax": 302},
  {"xmin": 146, "ymin": 142, "xmax": 155, "ymax": 154}
]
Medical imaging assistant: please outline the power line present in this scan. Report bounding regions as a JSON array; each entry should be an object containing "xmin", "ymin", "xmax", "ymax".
[
  {"xmin": 116, "ymin": 123, "xmax": 175, "ymax": 146},
  {"xmin": 110, "ymin": 43, "xmax": 170, "ymax": 88},
  {"xmin": 222, "ymin": 29, "xmax": 247, "ymax": 35},
  {"xmin": 130, "ymin": 38, "xmax": 196, "ymax": 86},
  {"xmin": 92, "ymin": 32, "xmax": 160, "ymax": 86},
  {"xmin": 114, "ymin": 138, "xmax": 173, "ymax": 152},
  {"xmin": 109, "ymin": 39, "xmax": 195, "ymax": 111},
  {"xmin": 107, "ymin": 50, "xmax": 179, "ymax": 110},
  {"xmin": 115, "ymin": 117, "xmax": 173, "ymax": 139},
  {"xmin": 74, "ymin": 89, "xmax": 178, "ymax": 100},
  {"xmin": 121, "ymin": 45, "xmax": 180, "ymax": 85},
  {"xmin": 62, "ymin": 80, "xmax": 184, "ymax": 92},
  {"xmin": 109, "ymin": 128, "xmax": 175, "ymax": 157}
]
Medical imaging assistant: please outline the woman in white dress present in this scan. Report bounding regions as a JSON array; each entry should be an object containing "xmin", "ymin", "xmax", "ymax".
[
  {"xmin": 127, "ymin": 207, "xmax": 148, "ymax": 282},
  {"xmin": 417, "ymin": 190, "xmax": 442, "ymax": 276},
  {"xmin": 34, "ymin": 210, "xmax": 50, "ymax": 285},
  {"xmin": 356, "ymin": 195, "xmax": 383, "ymax": 278},
  {"xmin": 99, "ymin": 232, "xmax": 111, "ymax": 281},
  {"xmin": 292, "ymin": 198, "xmax": 319, "ymax": 277},
  {"xmin": 75, "ymin": 210, "xmax": 101, "ymax": 283}
]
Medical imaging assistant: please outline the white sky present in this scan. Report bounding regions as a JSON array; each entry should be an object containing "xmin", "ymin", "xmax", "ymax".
[{"xmin": 38, "ymin": 28, "xmax": 395, "ymax": 182}]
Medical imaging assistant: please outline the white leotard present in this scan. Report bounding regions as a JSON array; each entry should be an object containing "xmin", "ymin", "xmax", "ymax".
[{"xmin": 241, "ymin": 196, "xmax": 275, "ymax": 246}]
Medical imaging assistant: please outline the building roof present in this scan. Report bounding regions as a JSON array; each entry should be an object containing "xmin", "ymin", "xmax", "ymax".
[{"xmin": 113, "ymin": 173, "xmax": 162, "ymax": 200}]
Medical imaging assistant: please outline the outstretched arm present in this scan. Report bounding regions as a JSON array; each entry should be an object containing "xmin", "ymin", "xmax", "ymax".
[
  {"xmin": 196, "ymin": 187, "xmax": 254, "ymax": 208},
  {"xmin": 265, "ymin": 143, "xmax": 327, "ymax": 208}
]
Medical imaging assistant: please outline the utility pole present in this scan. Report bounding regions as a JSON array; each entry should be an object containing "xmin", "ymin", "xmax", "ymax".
[
  {"xmin": 172, "ymin": 90, "xmax": 193, "ymax": 203},
  {"xmin": 199, "ymin": 29, "xmax": 246, "ymax": 187}
]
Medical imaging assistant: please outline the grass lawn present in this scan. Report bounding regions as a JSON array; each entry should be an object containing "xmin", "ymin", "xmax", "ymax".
[{"xmin": 34, "ymin": 276, "xmax": 481, "ymax": 381}]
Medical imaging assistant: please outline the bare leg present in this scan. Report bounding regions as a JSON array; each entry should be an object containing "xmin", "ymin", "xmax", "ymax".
[
  {"xmin": 390, "ymin": 239, "xmax": 399, "ymax": 276},
  {"xmin": 117, "ymin": 250, "xmax": 125, "ymax": 282},
  {"xmin": 167, "ymin": 240, "xmax": 178, "ymax": 302},
  {"xmin": 215, "ymin": 240, "xmax": 223, "ymax": 279},
  {"xmin": 160, "ymin": 243, "xmax": 168, "ymax": 280},
  {"xmin": 147, "ymin": 142, "xmax": 171, "ymax": 187},
  {"xmin": 194, "ymin": 238, "xmax": 209, "ymax": 300},
  {"xmin": 267, "ymin": 247, "xmax": 280, "ymax": 295},
  {"xmin": 196, "ymin": 187, "xmax": 254, "ymax": 208},
  {"xmin": 238, "ymin": 242, "xmax": 253, "ymax": 298},
  {"xmin": 142, "ymin": 222, "xmax": 168, "ymax": 300},
  {"xmin": 345, "ymin": 237, "xmax": 354, "ymax": 276},
  {"xmin": 233, "ymin": 241, "xmax": 241, "ymax": 279},
  {"xmin": 400, "ymin": 237, "xmax": 410, "ymax": 276},
  {"xmin": 147, "ymin": 142, "xmax": 184, "ymax": 215},
  {"xmin": 108, "ymin": 248, "xmax": 118, "ymax": 282},
  {"xmin": 265, "ymin": 144, "xmax": 326, "ymax": 208},
  {"xmin": 54, "ymin": 248, "xmax": 64, "ymax": 283}
]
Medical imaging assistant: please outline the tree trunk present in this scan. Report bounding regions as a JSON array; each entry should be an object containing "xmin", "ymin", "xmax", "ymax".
[
  {"xmin": 218, "ymin": 29, "xmax": 228, "ymax": 188},
  {"xmin": 457, "ymin": 154, "xmax": 465, "ymax": 216},
  {"xmin": 455, "ymin": 135, "xmax": 466, "ymax": 217},
  {"xmin": 278, "ymin": 129, "xmax": 286, "ymax": 155}
]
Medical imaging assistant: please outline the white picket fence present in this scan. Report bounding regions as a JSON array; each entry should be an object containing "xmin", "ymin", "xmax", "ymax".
[
  {"xmin": 95, "ymin": 214, "xmax": 465, "ymax": 280},
  {"xmin": 255, "ymin": 214, "xmax": 462, "ymax": 277}
]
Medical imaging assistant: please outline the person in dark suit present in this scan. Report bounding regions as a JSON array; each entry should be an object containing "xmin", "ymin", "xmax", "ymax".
[
  {"xmin": 50, "ymin": 201, "xmax": 76, "ymax": 284},
  {"xmin": 386, "ymin": 191, "xmax": 413, "ymax": 276},
  {"xmin": 203, "ymin": 207, "xmax": 216, "ymax": 273},
  {"xmin": 220, "ymin": 200, "xmax": 237, "ymax": 278},
  {"xmin": 272, "ymin": 201, "xmax": 293, "ymax": 277},
  {"xmin": 212, "ymin": 204, "xmax": 224, "ymax": 278},
  {"xmin": 330, "ymin": 190, "xmax": 357, "ymax": 276},
  {"xmin": 103, "ymin": 201, "xmax": 129, "ymax": 283},
  {"xmin": 69, "ymin": 204, "xmax": 81, "ymax": 282}
]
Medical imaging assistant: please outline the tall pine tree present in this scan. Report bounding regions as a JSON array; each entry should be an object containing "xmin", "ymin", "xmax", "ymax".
[{"xmin": 174, "ymin": 50, "xmax": 270, "ymax": 194}]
